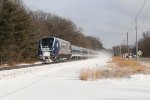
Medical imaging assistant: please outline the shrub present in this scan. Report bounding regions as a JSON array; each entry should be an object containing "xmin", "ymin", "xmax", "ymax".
[
  {"xmin": 79, "ymin": 68, "xmax": 91, "ymax": 81},
  {"xmin": 79, "ymin": 57, "xmax": 150, "ymax": 81}
]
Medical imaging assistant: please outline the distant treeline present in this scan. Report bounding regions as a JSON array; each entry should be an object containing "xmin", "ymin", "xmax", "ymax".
[
  {"xmin": 113, "ymin": 32, "xmax": 150, "ymax": 57},
  {"xmin": 0, "ymin": 0, "xmax": 103, "ymax": 64},
  {"xmin": 138, "ymin": 31, "xmax": 150, "ymax": 57}
]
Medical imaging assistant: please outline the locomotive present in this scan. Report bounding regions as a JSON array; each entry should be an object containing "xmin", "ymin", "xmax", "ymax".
[{"xmin": 38, "ymin": 37, "xmax": 96, "ymax": 63}]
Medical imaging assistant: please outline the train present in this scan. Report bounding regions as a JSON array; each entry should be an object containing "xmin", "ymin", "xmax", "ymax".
[{"xmin": 38, "ymin": 37, "xmax": 97, "ymax": 63}]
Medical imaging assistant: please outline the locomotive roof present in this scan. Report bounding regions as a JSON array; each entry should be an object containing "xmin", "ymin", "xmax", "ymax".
[
  {"xmin": 42, "ymin": 37, "xmax": 70, "ymax": 44},
  {"xmin": 53, "ymin": 37, "xmax": 71, "ymax": 44}
]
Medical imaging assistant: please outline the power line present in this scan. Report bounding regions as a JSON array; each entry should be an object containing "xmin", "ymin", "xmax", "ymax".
[
  {"xmin": 136, "ymin": 0, "xmax": 147, "ymax": 18},
  {"xmin": 135, "ymin": 0, "xmax": 147, "ymax": 61},
  {"xmin": 140, "ymin": 3, "xmax": 150, "ymax": 21},
  {"xmin": 139, "ymin": 1, "xmax": 150, "ymax": 33},
  {"xmin": 141, "ymin": 9, "xmax": 150, "ymax": 22},
  {"xmin": 127, "ymin": 0, "xmax": 147, "ymax": 32},
  {"xmin": 127, "ymin": 0, "xmax": 148, "ymax": 33}
]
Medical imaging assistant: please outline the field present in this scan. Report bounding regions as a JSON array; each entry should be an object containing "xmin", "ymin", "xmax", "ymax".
[
  {"xmin": 79, "ymin": 57, "xmax": 150, "ymax": 80},
  {"xmin": 0, "ymin": 52, "xmax": 150, "ymax": 100}
]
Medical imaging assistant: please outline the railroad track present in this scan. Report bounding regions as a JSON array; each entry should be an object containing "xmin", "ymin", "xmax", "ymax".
[
  {"xmin": 0, "ymin": 63, "xmax": 43, "ymax": 71},
  {"xmin": 0, "ymin": 59, "xmax": 85, "ymax": 71}
]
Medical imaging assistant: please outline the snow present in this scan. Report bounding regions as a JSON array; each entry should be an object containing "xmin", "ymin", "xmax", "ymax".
[
  {"xmin": 16, "ymin": 62, "xmax": 41, "ymax": 66},
  {"xmin": 0, "ymin": 51, "xmax": 150, "ymax": 100}
]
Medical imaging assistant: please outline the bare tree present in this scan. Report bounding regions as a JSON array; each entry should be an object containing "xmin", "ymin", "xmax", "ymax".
[
  {"xmin": 0, "ymin": 0, "xmax": 4, "ymax": 12},
  {"xmin": 138, "ymin": 31, "xmax": 150, "ymax": 57}
]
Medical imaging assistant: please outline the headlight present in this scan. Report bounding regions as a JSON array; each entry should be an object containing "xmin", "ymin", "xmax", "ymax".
[{"xmin": 43, "ymin": 52, "xmax": 50, "ymax": 57}]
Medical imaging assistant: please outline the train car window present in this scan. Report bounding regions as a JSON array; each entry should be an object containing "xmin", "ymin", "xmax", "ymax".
[
  {"xmin": 62, "ymin": 44, "xmax": 65, "ymax": 48},
  {"xmin": 62, "ymin": 44, "xmax": 65, "ymax": 46},
  {"xmin": 56, "ymin": 43, "xmax": 59, "ymax": 47},
  {"xmin": 59, "ymin": 42, "xmax": 61, "ymax": 46},
  {"xmin": 42, "ymin": 38, "xmax": 54, "ymax": 48}
]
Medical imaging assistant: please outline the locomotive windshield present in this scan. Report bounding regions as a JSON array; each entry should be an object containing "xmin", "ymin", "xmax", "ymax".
[{"xmin": 42, "ymin": 38, "xmax": 54, "ymax": 48}]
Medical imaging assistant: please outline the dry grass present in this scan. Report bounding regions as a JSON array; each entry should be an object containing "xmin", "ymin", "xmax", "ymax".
[
  {"xmin": 112, "ymin": 57, "xmax": 140, "ymax": 67},
  {"xmin": 79, "ymin": 68, "xmax": 102, "ymax": 81},
  {"xmin": 92, "ymin": 68, "xmax": 102, "ymax": 79},
  {"xmin": 79, "ymin": 57, "xmax": 150, "ymax": 81},
  {"xmin": 111, "ymin": 57, "xmax": 149, "ymax": 74},
  {"xmin": 79, "ymin": 68, "xmax": 91, "ymax": 81}
]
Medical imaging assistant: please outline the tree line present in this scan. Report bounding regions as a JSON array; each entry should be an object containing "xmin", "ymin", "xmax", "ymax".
[
  {"xmin": 113, "ymin": 31, "xmax": 150, "ymax": 57},
  {"xmin": 138, "ymin": 31, "xmax": 150, "ymax": 57},
  {"xmin": 0, "ymin": 0, "xmax": 103, "ymax": 65}
]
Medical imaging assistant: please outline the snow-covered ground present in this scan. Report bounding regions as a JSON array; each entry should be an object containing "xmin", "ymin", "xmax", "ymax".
[{"xmin": 0, "ymin": 51, "xmax": 150, "ymax": 100}]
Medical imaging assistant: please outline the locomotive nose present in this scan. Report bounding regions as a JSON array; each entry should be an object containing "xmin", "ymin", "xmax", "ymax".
[
  {"xmin": 42, "ymin": 47, "xmax": 50, "ymax": 51},
  {"xmin": 42, "ymin": 46, "xmax": 49, "ymax": 48},
  {"xmin": 43, "ymin": 51, "xmax": 50, "ymax": 57}
]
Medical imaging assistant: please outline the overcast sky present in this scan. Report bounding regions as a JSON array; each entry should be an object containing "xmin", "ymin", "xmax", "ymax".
[{"xmin": 23, "ymin": 0, "xmax": 150, "ymax": 48}]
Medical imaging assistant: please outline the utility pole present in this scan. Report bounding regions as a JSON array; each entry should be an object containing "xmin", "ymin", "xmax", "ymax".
[
  {"xmin": 134, "ymin": 0, "xmax": 147, "ymax": 61},
  {"xmin": 127, "ymin": 32, "xmax": 129, "ymax": 60},
  {"xmin": 124, "ymin": 39, "xmax": 125, "ymax": 58},
  {"xmin": 135, "ymin": 18, "xmax": 138, "ymax": 61},
  {"xmin": 120, "ymin": 44, "xmax": 122, "ymax": 57},
  {"xmin": 120, "ymin": 42, "xmax": 123, "ymax": 58}
]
